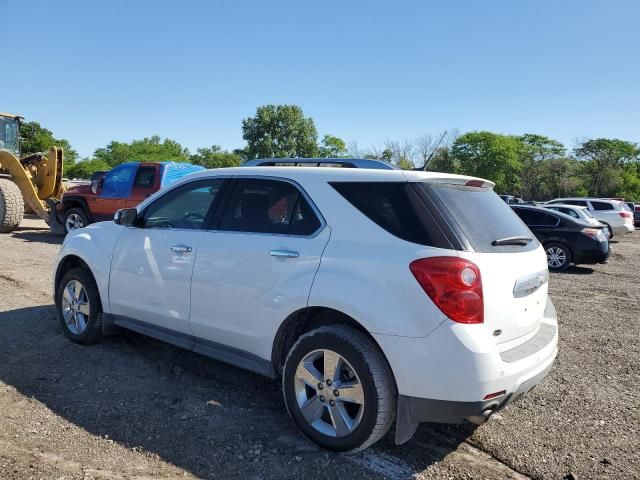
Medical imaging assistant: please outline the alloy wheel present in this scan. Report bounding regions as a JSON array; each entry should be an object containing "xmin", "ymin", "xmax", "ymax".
[
  {"xmin": 293, "ymin": 349, "xmax": 365, "ymax": 437},
  {"xmin": 65, "ymin": 213, "xmax": 84, "ymax": 232},
  {"xmin": 61, "ymin": 280, "xmax": 90, "ymax": 334},
  {"xmin": 546, "ymin": 246, "xmax": 567, "ymax": 269}
]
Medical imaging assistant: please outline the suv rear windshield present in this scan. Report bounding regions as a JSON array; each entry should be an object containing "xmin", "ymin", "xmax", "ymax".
[
  {"xmin": 330, "ymin": 181, "xmax": 537, "ymax": 252},
  {"xmin": 419, "ymin": 183, "xmax": 538, "ymax": 252}
]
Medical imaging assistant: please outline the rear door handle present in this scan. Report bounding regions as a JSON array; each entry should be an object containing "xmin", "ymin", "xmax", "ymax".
[
  {"xmin": 270, "ymin": 249, "xmax": 299, "ymax": 258},
  {"xmin": 170, "ymin": 245, "xmax": 192, "ymax": 254}
]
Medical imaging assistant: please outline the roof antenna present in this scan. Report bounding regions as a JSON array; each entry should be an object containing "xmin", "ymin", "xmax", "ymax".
[{"xmin": 415, "ymin": 130, "xmax": 448, "ymax": 171}]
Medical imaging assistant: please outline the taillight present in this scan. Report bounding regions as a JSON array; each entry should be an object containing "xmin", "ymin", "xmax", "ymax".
[
  {"xmin": 619, "ymin": 211, "xmax": 632, "ymax": 219},
  {"xmin": 409, "ymin": 257, "xmax": 483, "ymax": 324},
  {"xmin": 582, "ymin": 227, "xmax": 604, "ymax": 240},
  {"xmin": 635, "ymin": 205, "xmax": 640, "ymax": 212}
]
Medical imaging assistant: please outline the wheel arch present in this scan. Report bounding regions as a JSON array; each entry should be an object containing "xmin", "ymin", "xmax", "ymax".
[
  {"xmin": 271, "ymin": 306, "xmax": 391, "ymax": 377},
  {"xmin": 54, "ymin": 254, "xmax": 106, "ymax": 312},
  {"xmin": 61, "ymin": 196, "xmax": 93, "ymax": 222}
]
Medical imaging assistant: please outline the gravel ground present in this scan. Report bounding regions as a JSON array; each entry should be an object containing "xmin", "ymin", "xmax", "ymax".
[{"xmin": 0, "ymin": 217, "xmax": 638, "ymax": 479}]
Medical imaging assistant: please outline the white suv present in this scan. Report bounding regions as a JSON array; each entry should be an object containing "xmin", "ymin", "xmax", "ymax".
[
  {"xmin": 53, "ymin": 160, "xmax": 558, "ymax": 452},
  {"xmin": 545, "ymin": 197, "xmax": 634, "ymax": 237}
]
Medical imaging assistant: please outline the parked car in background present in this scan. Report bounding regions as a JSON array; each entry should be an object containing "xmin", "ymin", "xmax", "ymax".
[
  {"xmin": 54, "ymin": 160, "xmax": 558, "ymax": 452},
  {"xmin": 499, "ymin": 194, "xmax": 525, "ymax": 204},
  {"xmin": 623, "ymin": 202, "xmax": 640, "ymax": 227},
  {"xmin": 544, "ymin": 198, "xmax": 634, "ymax": 238},
  {"xmin": 511, "ymin": 205, "xmax": 609, "ymax": 271},
  {"xmin": 543, "ymin": 204, "xmax": 611, "ymax": 239},
  {"xmin": 55, "ymin": 161, "xmax": 205, "ymax": 234}
]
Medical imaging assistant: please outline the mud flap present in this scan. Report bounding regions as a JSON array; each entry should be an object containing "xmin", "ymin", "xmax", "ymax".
[
  {"xmin": 395, "ymin": 395, "xmax": 419, "ymax": 445},
  {"xmin": 100, "ymin": 312, "xmax": 120, "ymax": 336}
]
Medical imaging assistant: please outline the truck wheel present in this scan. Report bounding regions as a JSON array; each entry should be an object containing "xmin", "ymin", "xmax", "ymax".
[
  {"xmin": 282, "ymin": 325, "xmax": 396, "ymax": 453},
  {"xmin": 0, "ymin": 179, "xmax": 24, "ymax": 233},
  {"xmin": 64, "ymin": 207, "xmax": 89, "ymax": 233}
]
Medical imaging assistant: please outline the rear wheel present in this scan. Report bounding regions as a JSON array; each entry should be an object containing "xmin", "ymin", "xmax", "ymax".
[
  {"xmin": 64, "ymin": 207, "xmax": 89, "ymax": 233},
  {"xmin": 602, "ymin": 223, "xmax": 613, "ymax": 240},
  {"xmin": 0, "ymin": 179, "xmax": 24, "ymax": 233},
  {"xmin": 545, "ymin": 242, "xmax": 572, "ymax": 271},
  {"xmin": 282, "ymin": 325, "xmax": 396, "ymax": 453}
]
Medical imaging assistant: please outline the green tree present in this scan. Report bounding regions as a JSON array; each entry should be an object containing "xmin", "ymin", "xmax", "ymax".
[
  {"xmin": 66, "ymin": 158, "xmax": 111, "ymax": 179},
  {"xmin": 517, "ymin": 134, "xmax": 565, "ymax": 200},
  {"xmin": 318, "ymin": 134, "xmax": 347, "ymax": 157},
  {"xmin": 452, "ymin": 131, "xmax": 522, "ymax": 193},
  {"xmin": 18, "ymin": 121, "xmax": 79, "ymax": 169},
  {"xmin": 189, "ymin": 145, "xmax": 242, "ymax": 169},
  {"xmin": 93, "ymin": 136, "xmax": 189, "ymax": 167},
  {"xmin": 242, "ymin": 105, "xmax": 318, "ymax": 159},
  {"xmin": 427, "ymin": 147, "xmax": 457, "ymax": 173},
  {"xmin": 617, "ymin": 162, "xmax": 640, "ymax": 201},
  {"xmin": 574, "ymin": 138, "xmax": 638, "ymax": 197}
]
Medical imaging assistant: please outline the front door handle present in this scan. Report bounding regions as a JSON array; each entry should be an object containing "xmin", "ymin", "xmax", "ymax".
[
  {"xmin": 170, "ymin": 245, "xmax": 192, "ymax": 254},
  {"xmin": 270, "ymin": 249, "xmax": 299, "ymax": 258}
]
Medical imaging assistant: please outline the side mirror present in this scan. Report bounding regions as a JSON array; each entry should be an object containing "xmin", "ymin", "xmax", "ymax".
[
  {"xmin": 91, "ymin": 181, "xmax": 98, "ymax": 194},
  {"xmin": 114, "ymin": 208, "xmax": 138, "ymax": 226}
]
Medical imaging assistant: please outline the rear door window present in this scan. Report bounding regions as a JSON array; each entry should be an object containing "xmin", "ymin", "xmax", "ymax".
[
  {"xmin": 514, "ymin": 208, "xmax": 559, "ymax": 227},
  {"xmin": 220, "ymin": 178, "xmax": 321, "ymax": 236},
  {"xmin": 591, "ymin": 200, "xmax": 615, "ymax": 211}
]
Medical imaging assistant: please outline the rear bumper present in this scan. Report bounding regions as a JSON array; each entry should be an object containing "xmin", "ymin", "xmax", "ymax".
[
  {"xmin": 612, "ymin": 223, "xmax": 634, "ymax": 235},
  {"xmin": 376, "ymin": 296, "xmax": 559, "ymax": 444},
  {"xmin": 573, "ymin": 239, "xmax": 610, "ymax": 265}
]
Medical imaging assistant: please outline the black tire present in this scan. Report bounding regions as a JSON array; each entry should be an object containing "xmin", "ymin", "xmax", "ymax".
[
  {"xmin": 544, "ymin": 242, "xmax": 572, "ymax": 271},
  {"xmin": 55, "ymin": 267, "xmax": 104, "ymax": 344},
  {"xmin": 63, "ymin": 207, "xmax": 89, "ymax": 234},
  {"xmin": 0, "ymin": 178, "xmax": 24, "ymax": 233},
  {"xmin": 602, "ymin": 223, "xmax": 613, "ymax": 240},
  {"xmin": 282, "ymin": 325, "xmax": 396, "ymax": 453}
]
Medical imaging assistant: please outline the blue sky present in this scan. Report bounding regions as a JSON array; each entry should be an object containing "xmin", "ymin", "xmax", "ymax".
[{"xmin": 3, "ymin": 0, "xmax": 639, "ymax": 158}]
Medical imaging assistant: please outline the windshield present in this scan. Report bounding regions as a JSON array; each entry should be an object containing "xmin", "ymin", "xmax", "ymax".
[{"xmin": 0, "ymin": 116, "xmax": 20, "ymax": 156}]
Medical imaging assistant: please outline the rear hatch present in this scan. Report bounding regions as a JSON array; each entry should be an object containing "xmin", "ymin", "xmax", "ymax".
[{"xmin": 415, "ymin": 180, "xmax": 549, "ymax": 344}]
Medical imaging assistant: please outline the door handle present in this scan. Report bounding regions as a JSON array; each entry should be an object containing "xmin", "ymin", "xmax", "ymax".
[
  {"xmin": 170, "ymin": 245, "xmax": 192, "ymax": 254},
  {"xmin": 270, "ymin": 249, "xmax": 299, "ymax": 258}
]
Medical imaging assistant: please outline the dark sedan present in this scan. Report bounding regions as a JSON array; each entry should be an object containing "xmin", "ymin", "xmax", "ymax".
[{"xmin": 511, "ymin": 205, "xmax": 610, "ymax": 271}]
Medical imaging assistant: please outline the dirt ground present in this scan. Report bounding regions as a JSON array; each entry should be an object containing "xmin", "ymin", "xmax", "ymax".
[{"xmin": 0, "ymin": 217, "xmax": 638, "ymax": 479}]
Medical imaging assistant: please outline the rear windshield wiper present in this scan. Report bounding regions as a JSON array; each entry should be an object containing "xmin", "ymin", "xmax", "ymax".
[{"xmin": 491, "ymin": 236, "xmax": 533, "ymax": 246}]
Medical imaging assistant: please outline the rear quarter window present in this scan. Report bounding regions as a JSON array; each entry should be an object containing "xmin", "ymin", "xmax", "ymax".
[{"xmin": 330, "ymin": 182, "xmax": 450, "ymax": 248}]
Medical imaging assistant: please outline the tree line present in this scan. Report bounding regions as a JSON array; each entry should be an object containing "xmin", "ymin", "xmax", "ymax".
[{"xmin": 19, "ymin": 104, "xmax": 640, "ymax": 201}]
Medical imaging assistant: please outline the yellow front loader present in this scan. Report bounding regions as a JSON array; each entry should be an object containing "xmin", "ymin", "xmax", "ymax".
[{"xmin": 0, "ymin": 112, "xmax": 66, "ymax": 233}]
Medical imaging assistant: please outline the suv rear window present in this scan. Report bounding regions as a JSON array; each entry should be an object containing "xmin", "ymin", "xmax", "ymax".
[{"xmin": 422, "ymin": 183, "xmax": 538, "ymax": 252}]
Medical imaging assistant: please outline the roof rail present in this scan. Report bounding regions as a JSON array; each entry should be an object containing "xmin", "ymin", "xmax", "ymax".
[{"xmin": 241, "ymin": 158, "xmax": 397, "ymax": 170}]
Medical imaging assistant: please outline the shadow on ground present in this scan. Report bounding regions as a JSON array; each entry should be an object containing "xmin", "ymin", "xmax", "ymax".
[
  {"xmin": 563, "ymin": 266, "xmax": 595, "ymax": 275},
  {"xmin": 0, "ymin": 305, "xmax": 472, "ymax": 479},
  {"xmin": 10, "ymin": 230, "xmax": 63, "ymax": 245}
]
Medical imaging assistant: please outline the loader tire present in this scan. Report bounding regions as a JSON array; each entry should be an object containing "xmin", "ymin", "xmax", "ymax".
[{"xmin": 0, "ymin": 179, "xmax": 24, "ymax": 233}]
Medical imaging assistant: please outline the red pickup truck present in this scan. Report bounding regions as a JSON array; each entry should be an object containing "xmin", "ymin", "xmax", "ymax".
[{"xmin": 53, "ymin": 161, "xmax": 204, "ymax": 234}]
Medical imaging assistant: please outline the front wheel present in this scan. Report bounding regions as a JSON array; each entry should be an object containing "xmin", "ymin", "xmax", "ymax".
[
  {"xmin": 63, "ymin": 207, "xmax": 89, "ymax": 234},
  {"xmin": 545, "ymin": 242, "xmax": 572, "ymax": 271},
  {"xmin": 56, "ymin": 268, "xmax": 104, "ymax": 344},
  {"xmin": 282, "ymin": 325, "xmax": 396, "ymax": 453}
]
